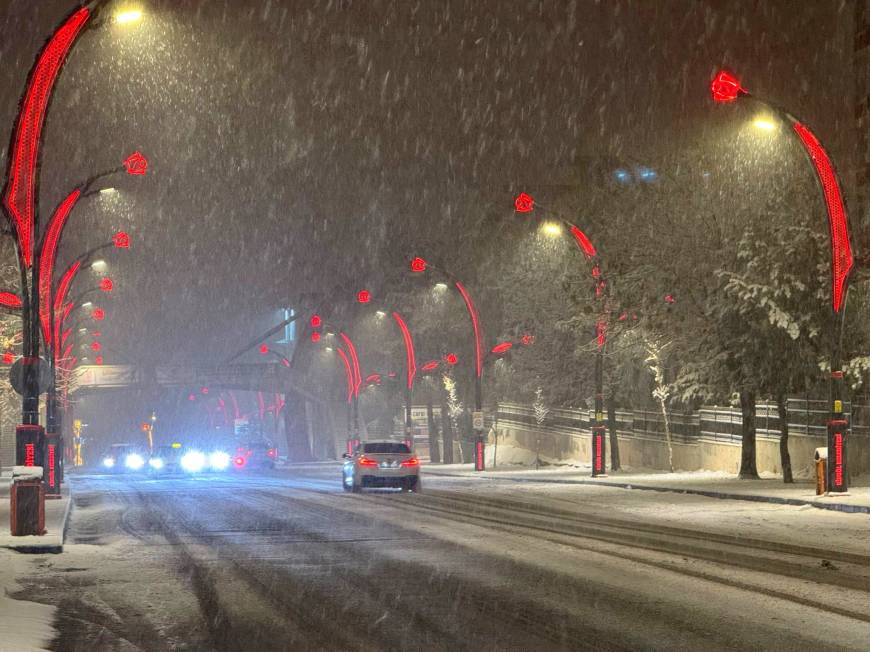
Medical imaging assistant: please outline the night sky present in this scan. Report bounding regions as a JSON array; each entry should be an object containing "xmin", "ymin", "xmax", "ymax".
[{"xmin": 0, "ymin": 0, "xmax": 857, "ymax": 439}]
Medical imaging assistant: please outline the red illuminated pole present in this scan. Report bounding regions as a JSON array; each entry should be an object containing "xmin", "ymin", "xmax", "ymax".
[
  {"xmin": 513, "ymin": 196, "xmax": 611, "ymax": 476},
  {"xmin": 352, "ymin": 292, "xmax": 418, "ymax": 449},
  {"xmin": 310, "ymin": 294, "xmax": 418, "ymax": 450},
  {"xmin": 710, "ymin": 70, "xmax": 854, "ymax": 493},
  {"xmin": 44, "ymin": 233, "xmax": 128, "ymax": 495},
  {"xmin": 308, "ymin": 319, "xmax": 362, "ymax": 450},
  {"xmin": 0, "ymin": 2, "xmax": 136, "ymax": 494},
  {"xmin": 410, "ymin": 258, "xmax": 488, "ymax": 469}
]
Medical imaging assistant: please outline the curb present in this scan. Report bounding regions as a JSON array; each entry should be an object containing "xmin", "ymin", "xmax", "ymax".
[
  {"xmin": 424, "ymin": 471, "xmax": 870, "ymax": 515},
  {"xmin": 59, "ymin": 485, "xmax": 73, "ymax": 547}
]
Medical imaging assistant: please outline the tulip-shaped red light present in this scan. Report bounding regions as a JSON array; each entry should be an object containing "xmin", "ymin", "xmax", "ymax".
[
  {"xmin": 92, "ymin": 308, "xmax": 105, "ymax": 321},
  {"xmin": 710, "ymin": 70, "xmax": 744, "ymax": 103},
  {"xmin": 310, "ymin": 314, "xmax": 322, "ymax": 328},
  {"xmin": 357, "ymin": 289, "xmax": 371, "ymax": 304},
  {"xmin": 514, "ymin": 192, "xmax": 535, "ymax": 213},
  {"xmin": 113, "ymin": 231, "xmax": 130, "ymax": 249},
  {"xmin": 91, "ymin": 341, "xmax": 101, "ymax": 352},
  {"xmin": 311, "ymin": 332, "xmax": 321, "ymax": 343},
  {"xmin": 521, "ymin": 334, "xmax": 534, "ymax": 346},
  {"xmin": 100, "ymin": 277, "xmax": 114, "ymax": 292},
  {"xmin": 3, "ymin": 351, "xmax": 13, "ymax": 364},
  {"xmin": 259, "ymin": 343, "xmax": 269, "ymax": 355},
  {"xmin": 410, "ymin": 257, "xmax": 427, "ymax": 273},
  {"xmin": 445, "ymin": 353, "xmax": 458, "ymax": 365},
  {"xmin": 124, "ymin": 151, "xmax": 148, "ymax": 175},
  {"xmin": 95, "ymin": 355, "xmax": 103, "ymax": 365}
]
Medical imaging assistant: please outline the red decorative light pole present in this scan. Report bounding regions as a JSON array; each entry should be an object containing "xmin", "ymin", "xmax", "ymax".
[
  {"xmin": 0, "ymin": 3, "xmax": 148, "ymax": 519},
  {"xmin": 2, "ymin": 6, "xmax": 94, "ymax": 468},
  {"xmin": 515, "ymin": 193, "xmax": 611, "ymax": 476},
  {"xmin": 710, "ymin": 69, "xmax": 854, "ymax": 493},
  {"xmin": 334, "ymin": 346, "xmax": 358, "ymax": 452},
  {"xmin": 410, "ymin": 257, "xmax": 488, "ymax": 469}
]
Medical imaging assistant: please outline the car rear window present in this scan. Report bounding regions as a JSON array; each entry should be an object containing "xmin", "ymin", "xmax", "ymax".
[{"xmin": 363, "ymin": 443, "xmax": 410, "ymax": 454}]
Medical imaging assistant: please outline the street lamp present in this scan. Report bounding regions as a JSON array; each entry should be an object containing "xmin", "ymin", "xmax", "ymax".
[
  {"xmin": 410, "ymin": 258, "xmax": 488, "ymax": 470},
  {"xmin": 306, "ymin": 292, "xmax": 418, "ymax": 451},
  {"xmin": 710, "ymin": 69, "xmax": 854, "ymax": 493},
  {"xmin": 41, "ymin": 235, "xmax": 129, "ymax": 495},
  {"xmin": 0, "ymin": 2, "xmax": 146, "ymax": 517},
  {"xmin": 516, "ymin": 194, "xmax": 612, "ymax": 476}
]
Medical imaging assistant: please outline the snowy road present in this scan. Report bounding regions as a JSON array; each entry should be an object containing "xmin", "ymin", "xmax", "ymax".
[{"xmin": 13, "ymin": 464, "xmax": 870, "ymax": 651}]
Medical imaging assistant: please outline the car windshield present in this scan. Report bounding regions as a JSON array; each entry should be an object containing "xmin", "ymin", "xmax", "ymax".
[{"xmin": 363, "ymin": 443, "xmax": 410, "ymax": 455}]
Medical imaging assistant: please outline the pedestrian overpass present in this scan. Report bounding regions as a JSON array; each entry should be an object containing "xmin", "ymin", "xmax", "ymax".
[{"xmin": 73, "ymin": 363, "xmax": 320, "ymax": 402}]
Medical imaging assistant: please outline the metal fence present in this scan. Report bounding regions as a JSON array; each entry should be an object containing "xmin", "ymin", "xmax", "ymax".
[{"xmin": 495, "ymin": 399, "xmax": 870, "ymax": 447}]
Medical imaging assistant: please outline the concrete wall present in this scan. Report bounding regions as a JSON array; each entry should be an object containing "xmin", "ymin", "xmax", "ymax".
[{"xmin": 491, "ymin": 402, "xmax": 870, "ymax": 479}]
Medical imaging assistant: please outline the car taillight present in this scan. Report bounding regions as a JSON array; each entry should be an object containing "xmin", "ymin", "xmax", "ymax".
[
  {"xmin": 358, "ymin": 456, "xmax": 378, "ymax": 467},
  {"xmin": 234, "ymin": 456, "xmax": 247, "ymax": 468},
  {"xmin": 400, "ymin": 457, "xmax": 420, "ymax": 467}
]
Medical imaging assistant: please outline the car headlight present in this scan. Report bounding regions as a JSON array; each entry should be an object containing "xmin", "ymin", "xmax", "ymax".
[
  {"xmin": 149, "ymin": 457, "xmax": 164, "ymax": 470},
  {"xmin": 125, "ymin": 453, "xmax": 145, "ymax": 470},
  {"xmin": 180, "ymin": 450, "xmax": 206, "ymax": 473},
  {"xmin": 102, "ymin": 457, "xmax": 115, "ymax": 468},
  {"xmin": 209, "ymin": 451, "xmax": 230, "ymax": 470}
]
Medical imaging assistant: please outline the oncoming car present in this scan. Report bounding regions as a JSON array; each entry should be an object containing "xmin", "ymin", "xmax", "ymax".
[
  {"xmin": 148, "ymin": 444, "xmax": 183, "ymax": 474},
  {"xmin": 342, "ymin": 441, "xmax": 421, "ymax": 493},
  {"xmin": 150, "ymin": 443, "xmax": 233, "ymax": 475},
  {"xmin": 101, "ymin": 444, "xmax": 148, "ymax": 473}
]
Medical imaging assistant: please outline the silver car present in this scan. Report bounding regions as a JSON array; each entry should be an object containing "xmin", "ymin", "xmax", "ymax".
[{"xmin": 342, "ymin": 441, "xmax": 421, "ymax": 492}]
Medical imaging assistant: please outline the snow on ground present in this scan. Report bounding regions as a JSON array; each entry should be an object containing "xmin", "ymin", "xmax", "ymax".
[
  {"xmin": 0, "ymin": 549, "xmax": 57, "ymax": 652},
  {"xmin": 420, "ymin": 468, "xmax": 870, "ymax": 555},
  {"xmin": 486, "ymin": 441, "xmax": 587, "ymax": 469}
]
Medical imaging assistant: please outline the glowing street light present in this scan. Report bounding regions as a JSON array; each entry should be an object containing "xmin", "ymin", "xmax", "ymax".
[
  {"xmin": 115, "ymin": 9, "xmax": 143, "ymax": 25},
  {"xmin": 752, "ymin": 117, "xmax": 777, "ymax": 132},
  {"xmin": 541, "ymin": 222, "xmax": 563, "ymax": 237}
]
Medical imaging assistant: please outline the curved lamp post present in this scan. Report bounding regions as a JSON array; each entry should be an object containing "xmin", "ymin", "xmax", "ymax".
[
  {"xmin": 307, "ymin": 293, "xmax": 418, "ymax": 451},
  {"xmin": 710, "ymin": 70, "xmax": 854, "ymax": 493},
  {"xmin": 514, "ymin": 194, "xmax": 612, "ymax": 476},
  {"xmin": 350, "ymin": 291, "xmax": 418, "ymax": 449},
  {"xmin": 409, "ymin": 258, "xmax": 488, "ymax": 470},
  {"xmin": 0, "ymin": 1, "xmax": 144, "ymax": 503}
]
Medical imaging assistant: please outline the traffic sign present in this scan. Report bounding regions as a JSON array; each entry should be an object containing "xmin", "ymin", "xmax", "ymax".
[
  {"xmin": 9, "ymin": 357, "xmax": 51, "ymax": 395},
  {"xmin": 472, "ymin": 411, "xmax": 484, "ymax": 430}
]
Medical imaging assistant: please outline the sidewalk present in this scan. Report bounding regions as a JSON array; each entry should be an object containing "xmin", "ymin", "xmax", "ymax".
[
  {"xmin": 0, "ymin": 472, "xmax": 72, "ymax": 552},
  {"xmin": 425, "ymin": 464, "xmax": 870, "ymax": 515}
]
